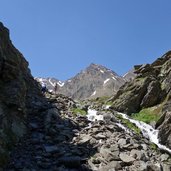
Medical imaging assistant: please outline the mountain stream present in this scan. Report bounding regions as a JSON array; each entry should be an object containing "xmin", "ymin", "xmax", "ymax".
[{"xmin": 87, "ymin": 108, "xmax": 171, "ymax": 154}]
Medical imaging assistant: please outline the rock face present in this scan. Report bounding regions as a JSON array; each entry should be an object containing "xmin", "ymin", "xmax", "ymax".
[
  {"xmin": 0, "ymin": 22, "xmax": 42, "ymax": 167},
  {"xmin": 36, "ymin": 63, "xmax": 127, "ymax": 100},
  {"xmin": 110, "ymin": 51, "xmax": 171, "ymax": 148}
]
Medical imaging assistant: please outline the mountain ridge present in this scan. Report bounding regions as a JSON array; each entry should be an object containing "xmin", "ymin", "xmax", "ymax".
[{"xmin": 36, "ymin": 63, "xmax": 135, "ymax": 100}]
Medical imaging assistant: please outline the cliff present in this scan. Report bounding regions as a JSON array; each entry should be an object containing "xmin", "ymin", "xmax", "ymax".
[{"xmin": 0, "ymin": 22, "xmax": 42, "ymax": 166}]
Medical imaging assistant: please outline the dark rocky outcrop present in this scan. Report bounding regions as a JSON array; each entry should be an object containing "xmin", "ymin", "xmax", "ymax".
[
  {"xmin": 110, "ymin": 52, "xmax": 171, "ymax": 114},
  {"xmin": 0, "ymin": 22, "xmax": 43, "ymax": 167},
  {"xmin": 110, "ymin": 51, "xmax": 171, "ymax": 148}
]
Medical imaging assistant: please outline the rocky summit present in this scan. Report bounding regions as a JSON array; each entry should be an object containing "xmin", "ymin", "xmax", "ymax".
[
  {"xmin": 36, "ymin": 63, "xmax": 128, "ymax": 100},
  {"xmin": 1, "ymin": 22, "xmax": 171, "ymax": 171}
]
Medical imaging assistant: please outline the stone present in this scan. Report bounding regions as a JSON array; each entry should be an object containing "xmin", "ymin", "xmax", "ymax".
[
  {"xmin": 43, "ymin": 145, "xmax": 59, "ymax": 153},
  {"xmin": 162, "ymin": 163, "xmax": 171, "ymax": 171},
  {"xmin": 119, "ymin": 153, "xmax": 135, "ymax": 163},
  {"xmin": 59, "ymin": 156, "xmax": 81, "ymax": 168},
  {"xmin": 146, "ymin": 163, "xmax": 162, "ymax": 171},
  {"xmin": 130, "ymin": 149, "xmax": 147, "ymax": 161},
  {"xmin": 88, "ymin": 160, "xmax": 98, "ymax": 171},
  {"xmin": 79, "ymin": 134, "xmax": 91, "ymax": 143},
  {"xmin": 29, "ymin": 122, "xmax": 39, "ymax": 130},
  {"xmin": 160, "ymin": 153, "xmax": 169, "ymax": 161},
  {"xmin": 118, "ymin": 138, "xmax": 127, "ymax": 147},
  {"xmin": 134, "ymin": 161, "xmax": 147, "ymax": 171},
  {"xmin": 99, "ymin": 146, "xmax": 120, "ymax": 161},
  {"xmin": 98, "ymin": 161, "xmax": 121, "ymax": 171},
  {"xmin": 95, "ymin": 133, "xmax": 106, "ymax": 139}
]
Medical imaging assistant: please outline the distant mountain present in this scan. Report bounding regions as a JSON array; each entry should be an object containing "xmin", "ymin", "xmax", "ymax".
[
  {"xmin": 35, "ymin": 77, "xmax": 65, "ymax": 92},
  {"xmin": 36, "ymin": 63, "xmax": 132, "ymax": 100},
  {"xmin": 123, "ymin": 69, "xmax": 136, "ymax": 82}
]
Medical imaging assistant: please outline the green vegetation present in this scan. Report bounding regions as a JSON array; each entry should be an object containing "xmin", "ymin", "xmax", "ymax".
[
  {"xmin": 116, "ymin": 115, "xmax": 141, "ymax": 134},
  {"xmin": 136, "ymin": 77, "xmax": 145, "ymax": 81},
  {"xmin": 150, "ymin": 143, "xmax": 158, "ymax": 151},
  {"xmin": 122, "ymin": 118, "xmax": 141, "ymax": 134},
  {"xmin": 131, "ymin": 107, "xmax": 162, "ymax": 124},
  {"xmin": 94, "ymin": 96, "xmax": 109, "ymax": 104},
  {"xmin": 105, "ymin": 101, "xmax": 113, "ymax": 106},
  {"xmin": 71, "ymin": 108, "xmax": 87, "ymax": 116}
]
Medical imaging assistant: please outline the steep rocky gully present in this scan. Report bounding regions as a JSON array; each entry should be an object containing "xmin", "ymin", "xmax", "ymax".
[{"xmin": 1, "ymin": 22, "xmax": 171, "ymax": 171}]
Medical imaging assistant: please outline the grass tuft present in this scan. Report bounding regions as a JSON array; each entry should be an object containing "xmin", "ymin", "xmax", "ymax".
[
  {"xmin": 116, "ymin": 115, "xmax": 141, "ymax": 134},
  {"xmin": 71, "ymin": 108, "xmax": 87, "ymax": 116},
  {"xmin": 131, "ymin": 107, "xmax": 161, "ymax": 124}
]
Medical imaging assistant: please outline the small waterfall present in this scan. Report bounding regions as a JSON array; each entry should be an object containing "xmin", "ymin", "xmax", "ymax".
[
  {"xmin": 117, "ymin": 112, "xmax": 171, "ymax": 154},
  {"xmin": 87, "ymin": 109, "xmax": 103, "ymax": 122},
  {"xmin": 86, "ymin": 108, "xmax": 171, "ymax": 154}
]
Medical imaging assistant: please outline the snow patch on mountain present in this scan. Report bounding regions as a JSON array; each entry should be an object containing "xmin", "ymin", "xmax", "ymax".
[
  {"xmin": 36, "ymin": 78, "xmax": 46, "ymax": 82},
  {"xmin": 91, "ymin": 91, "xmax": 96, "ymax": 96},
  {"xmin": 112, "ymin": 77, "xmax": 116, "ymax": 81},
  {"xmin": 100, "ymin": 69, "xmax": 104, "ymax": 73},
  {"xmin": 49, "ymin": 78, "xmax": 56, "ymax": 87},
  {"xmin": 58, "ymin": 81, "xmax": 65, "ymax": 87},
  {"xmin": 104, "ymin": 78, "xmax": 110, "ymax": 85}
]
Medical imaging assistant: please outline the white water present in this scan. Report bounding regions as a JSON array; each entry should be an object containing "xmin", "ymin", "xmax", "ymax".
[
  {"xmin": 87, "ymin": 109, "xmax": 103, "ymax": 122},
  {"xmin": 117, "ymin": 112, "xmax": 171, "ymax": 154},
  {"xmin": 87, "ymin": 108, "xmax": 171, "ymax": 154},
  {"xmin": 105, "ymin": 105, "xmax": 111, "ymax": 109}
]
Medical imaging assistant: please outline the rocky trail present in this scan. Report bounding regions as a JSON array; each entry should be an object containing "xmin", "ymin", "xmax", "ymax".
[
  {"xmin": 4, "ymin": 93, "xmax": 171, "ymax": 171},
  {"xmin": 5, "ymin": 93, "xmax": 92, "ymax": 171}
]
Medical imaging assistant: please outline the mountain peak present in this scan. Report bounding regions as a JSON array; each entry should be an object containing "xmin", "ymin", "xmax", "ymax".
[
  {"xmin": 85, "ymin": 63, "xmax": 118, "ymax": 77},
  {"xmin": 87, "ymin": 63, "xmax": 102, "ymax": 69},
  {"xmin": 36, "ymin": 64, "xmax": 126, "ymax": 100}
]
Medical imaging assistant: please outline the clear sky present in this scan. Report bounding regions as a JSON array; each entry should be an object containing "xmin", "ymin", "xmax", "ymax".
[{"xmin": 1, "ymin": 1, "xmax": 171, "ymax": 80}]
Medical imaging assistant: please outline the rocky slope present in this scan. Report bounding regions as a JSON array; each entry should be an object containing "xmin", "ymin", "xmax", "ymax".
[
  {"xmin": 5, "ymin": 92, "xmax": 171, "ymax": 171},
  {"xmin": 36, "ymin": 63, "xmax": 127, "ymax": 100},
  {"xmin": 110, "ymin": 51, "xmax": 171, "ymax": 149},
  {"xmin": 0, "ymin": 22, "xmax": 44, "ymax": 167}
]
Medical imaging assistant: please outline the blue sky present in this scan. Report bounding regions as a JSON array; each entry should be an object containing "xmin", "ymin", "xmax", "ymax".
[{"xmin": 1, "ymin": 1, "xmax": 171, "ymax": 80}]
